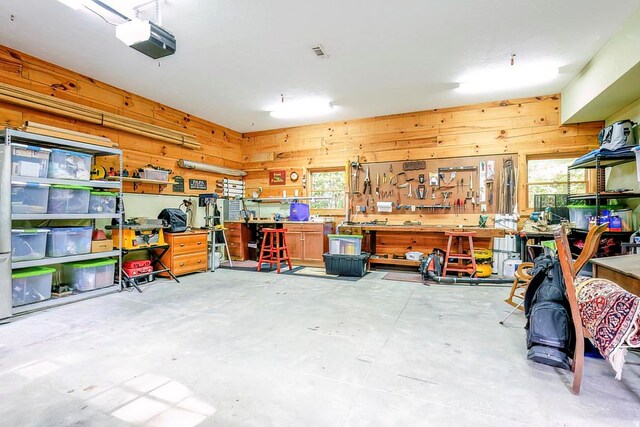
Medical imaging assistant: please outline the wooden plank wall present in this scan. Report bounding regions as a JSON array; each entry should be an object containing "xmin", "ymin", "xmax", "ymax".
[
  {"xmin": 0, "ymin": 45, "xmax": 243, "ymax": 195},
  {"xmin": 243, "ymin": 95, "xmax": 603, "ymax": 224}
]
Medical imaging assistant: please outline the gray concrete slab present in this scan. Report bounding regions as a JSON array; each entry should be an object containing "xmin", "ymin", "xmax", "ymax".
[{"xmin": 0, "ymin": 269, "xmax": 639, "ymax": 426}]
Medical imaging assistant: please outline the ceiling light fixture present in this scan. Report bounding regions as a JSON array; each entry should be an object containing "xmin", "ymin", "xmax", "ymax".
[
  {"xmin": 269, "ymin": 97, "xmax": 337, "ymax": 119},
  {"xmin": 178, "ymin": 159, "xmax": 247, "ymax": 177},
  {"xmin": 457, "ymin": 62, "xmax": 559, "ymax": 94}
]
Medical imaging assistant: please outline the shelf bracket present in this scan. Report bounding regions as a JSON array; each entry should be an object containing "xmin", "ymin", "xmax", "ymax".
[{"xmin": 159, "ymin": 183, "xmax": 167, "ymax": 193}]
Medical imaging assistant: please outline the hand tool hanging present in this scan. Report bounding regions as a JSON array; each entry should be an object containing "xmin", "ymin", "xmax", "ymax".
[
  {"xmin": 375, "ymin": 173, "xmax": 380, "ymax": 198},
  {"xmin": 499, "ymin": 157, "xmax": 517, "ymax": 214},
  {"xmin": 363, "ymin": 166, "xmax": 371, "ymax": 195},
  {"xmin": 351, "ymin": 157, "xmax": 362, "ymax": 195}
]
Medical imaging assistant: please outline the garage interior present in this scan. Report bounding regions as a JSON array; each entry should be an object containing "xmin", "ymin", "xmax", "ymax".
[{"xmin": 1, "ymin": 1, "xmax": 640, "ymax": 426}]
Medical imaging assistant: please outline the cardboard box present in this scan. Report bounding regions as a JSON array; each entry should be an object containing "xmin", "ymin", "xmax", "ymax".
[{"xmin": 91, "ymin": 239, "xmax": 113, "ymax": 253}]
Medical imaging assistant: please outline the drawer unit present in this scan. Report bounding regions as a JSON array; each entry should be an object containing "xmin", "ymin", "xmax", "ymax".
[
  {"xmin": 225, "ymin": 222, "xmax": 250, "ymax": 261},
  {"xmin": 156, "ymin": 230, "xmax": 208, "ymax": 277}
]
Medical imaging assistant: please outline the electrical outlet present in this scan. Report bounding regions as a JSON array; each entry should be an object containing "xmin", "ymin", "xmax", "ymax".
[{"xmin": 356, "ymin": 205, "xmax": 360, "ymax": 212}]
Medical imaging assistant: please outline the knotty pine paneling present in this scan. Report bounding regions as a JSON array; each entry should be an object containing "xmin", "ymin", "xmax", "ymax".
[
  {"xmin": 243, "ymin": 95, "xmax": 603, "ymax": 223},
  {"xmin": 0, "ymin": 45, "xmax": 242, "ymax": 196}
]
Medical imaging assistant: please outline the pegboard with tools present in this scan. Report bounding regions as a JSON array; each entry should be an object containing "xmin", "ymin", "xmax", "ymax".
[{"xmin": 348, "ymin": 154, "xmax": 515, "ymax": 216}]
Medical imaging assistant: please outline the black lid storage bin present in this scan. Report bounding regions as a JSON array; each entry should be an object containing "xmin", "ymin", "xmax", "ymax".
[{"xmin": 323, "ymin": 253, "xmax": 369, "ymax": 277}]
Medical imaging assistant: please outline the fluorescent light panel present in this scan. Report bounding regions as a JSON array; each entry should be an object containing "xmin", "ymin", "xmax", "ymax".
[
  {"xmin": 116, "ymin": 19, "xmax": 152, "ymax": 46},
  {"xmin": 457, "ymin": 63, "xmax": 559, "ymax": 93}
]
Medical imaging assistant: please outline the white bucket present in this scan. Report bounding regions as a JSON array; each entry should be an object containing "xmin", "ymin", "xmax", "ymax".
[{"xmin": 503, "ymin": 259, "xmax": 521, "ymax": 277}]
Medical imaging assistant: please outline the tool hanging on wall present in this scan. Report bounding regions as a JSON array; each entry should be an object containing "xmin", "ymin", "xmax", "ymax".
[
  {"xmin": 499, "ymin": 157, "xmax": 516, "ymax": 214},
  {"xmin": 351, "ymin": 157, "xmax": 362, "ymax": 194},
  {"xmin": 363, "ymin": 166, "xmax": 371, "ymax": 195},
  {"xmin": 407, "ymin": 183, "xmax": 413, "ymax": 198},
  {"xmin": 403, "ymin": 160, "xmax": 426, "ymax": 171},
  {"xmin": 375, "ymin": 173, "xmax": 380, "ymax": 198},
  {"xmin": 417, "ymin": 185, "xmax": 426, "ymax": 199},
  {"xmin": 418, "ymin": 174, "xmax": 425, "ymax": 184},
  {"xmin": 479, "ymin": 160, "xmax": 487, "ymax": 203}
]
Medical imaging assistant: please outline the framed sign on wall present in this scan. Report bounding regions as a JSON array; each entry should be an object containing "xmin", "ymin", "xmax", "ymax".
[
  {"xmin": 269, "ymin": 170, "xmax": 286, "ymax": 185},
  {"xmin": 189, "ymin": 178, "xmax": 207, "ymax": 190}
]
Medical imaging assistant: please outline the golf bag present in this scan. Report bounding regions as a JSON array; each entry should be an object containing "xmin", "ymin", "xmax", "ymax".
[{"xmin": 524, "ymin": 254, "xmax": 574, "ymax": 370}]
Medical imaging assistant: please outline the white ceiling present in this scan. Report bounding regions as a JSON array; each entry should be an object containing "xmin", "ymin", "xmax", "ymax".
[{"xmin": 1, "ymin": 0, "xmax": 639, "ymax": 132}]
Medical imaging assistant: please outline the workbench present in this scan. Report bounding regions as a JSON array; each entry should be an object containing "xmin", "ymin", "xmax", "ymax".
[
  {"xmin": 338, "ymin": 224, "xmax": 505, "ymax": 268},
  {"xmin": 225, "ymin": 220, "xmax": 333, "ymax": 266},
  {"xmin": 591, "ymin": 254, "xmax": 640, "ymax": 296}
]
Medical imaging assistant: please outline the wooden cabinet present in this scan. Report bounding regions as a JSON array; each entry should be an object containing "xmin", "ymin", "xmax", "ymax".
[
  {"xmin": 226, "ymin": 222, "xmax": 250, "ymax": 261},
  {"xmin": 157, "ymin": 230, "xmax": 208, "ymax": 277},
  {"xmin": 284, "ymin": 223, "xmax": 333, "ymax": 266}
]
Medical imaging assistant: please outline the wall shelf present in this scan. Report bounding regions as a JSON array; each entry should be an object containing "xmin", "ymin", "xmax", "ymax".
[
  {"xmin": 247, "ymin": 196, "xmax": 332, "ymax": 203},
  {"xmin": 107, "ymin": 176, "xmax": 173, "ymax": 192}
]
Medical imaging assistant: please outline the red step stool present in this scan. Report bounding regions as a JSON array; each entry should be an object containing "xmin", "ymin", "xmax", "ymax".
[
  {"xmin": 442, "ymin": 231, "xmax": 477, "ymax": 277},
  {"xmin": 257, "ymin": 228, "xmax": 292, "ymax": 273}
]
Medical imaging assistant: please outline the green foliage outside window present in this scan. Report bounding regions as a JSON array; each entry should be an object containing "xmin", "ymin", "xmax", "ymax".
[
  {"xmin": 310, "ymin": 170, "xmax": 345, "ymax": 209},
  {"xmin": 527, "ymin": 158, "xmax": 586, "ymax": 208}
]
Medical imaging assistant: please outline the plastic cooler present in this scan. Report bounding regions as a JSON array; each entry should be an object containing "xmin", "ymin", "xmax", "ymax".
[
  {"xmin": 11, "ymin": 229, "xmax": 49, "ymax": 261},
  {"xmin": 89, "ymin": 191, "xmax": 117, "ymax": 214},
  {"xmin": 63, "ymin": 258, "xmax": 117, "ymax": 291},
  {"xmin": 12, "ymin": 267, "xmax": 55, "ymax": 307},
  {"xmin": 11, "ymin": 143, "xmax": 51, "ymax": 178},
  {"xmin": 48, "ymin": 148, "xmax": 92, "ymax": 180},
  {"xmin": 140, "ymin": 167, "xmax": 169, "ymax": 181},
  {"xmin": 46, "ymin": 226, "xmax": 93, "ymax": 257},
  {"xmin": 48, "ymin": 185, "xmax": 91, "ymax": 214},
  {"xmin": 11, "ymin": 182, "xmax": 50, "ymax": 214},
  {"xmin": 328, "ymin": 234, "xmax": 363, "ymax": 255},
  {"xmin": 323, "ymin": 253, "xmax": 369, "ymax": 277}
]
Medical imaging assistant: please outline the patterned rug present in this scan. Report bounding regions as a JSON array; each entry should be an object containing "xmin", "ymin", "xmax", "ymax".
[{"xmin": 576, "ymin": 277, "xmax": 640, "ymax": 379}]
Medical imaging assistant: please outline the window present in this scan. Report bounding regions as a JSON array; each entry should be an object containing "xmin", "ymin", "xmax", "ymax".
[
  {"xmin": 309, "ymin": 169, "xmax": 345, "ymax": 210},
  {"xmin": 527, "ymin": 157, "xmax": 587, "ymax": 208}
]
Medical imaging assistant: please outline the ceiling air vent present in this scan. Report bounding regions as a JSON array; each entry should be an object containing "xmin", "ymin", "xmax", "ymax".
[{"xmin": 311, "ymin": 45, "xmax": 327, "ymax": 58}]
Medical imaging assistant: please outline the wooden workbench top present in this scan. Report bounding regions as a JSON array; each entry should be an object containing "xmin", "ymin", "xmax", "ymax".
[
  {"xmin": 225, "ymin": 220, "xmax": 332, "ymax": 225},
  {"xmin": 339, "ymin": 224, "xmax": 506, "ymax": 237}
]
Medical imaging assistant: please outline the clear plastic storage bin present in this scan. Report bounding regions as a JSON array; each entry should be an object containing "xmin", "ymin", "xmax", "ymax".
[
  {"xmin": 89, "ymin": 191, "xmax": 117, "ymax": 214},
  {"xmin": 46, "ymin": 226, "xmax": 93, "ymax": 257},
  {"xmin": 47, "ymin": 185, "xmax": 91, "ymax": 214},
  {"xmin": 11, "ymin": 229, "xmax": 49, "ymax": 261},
  {"xmin": 11, "ymin": 182, "xmax": 50, "ymax": 214},
  {"xmin": 140, "ymin": 167, "xmax": 169, "ymax": 182},
  {"xmin": 11, "ymin": 143, "xmax": 51, "ymax": 178},
  {"xmin": 12, "ymin": 267, "xmax": 55, "ymax": 307},
  {"xmin": 48, "ymin": 148, "xmax": 92, "ymax": 180},
  {"xmin": 328, "ymin": 234, "xmax": 363, "ymax": 255},
  {"xmin": 63, "ymin": 258, "xmax": 117, "ymax": 291}
]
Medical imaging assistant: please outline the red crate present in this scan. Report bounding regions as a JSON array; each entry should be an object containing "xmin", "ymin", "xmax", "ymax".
[{"xmin": 123, "ymin": 260, "xmax": 151, "ymax": 269}]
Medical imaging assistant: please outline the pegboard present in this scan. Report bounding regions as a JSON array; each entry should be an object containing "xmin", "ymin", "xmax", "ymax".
[{"xmin": 348, "ymin": 154, "xmax": 515, "ymax": 215}]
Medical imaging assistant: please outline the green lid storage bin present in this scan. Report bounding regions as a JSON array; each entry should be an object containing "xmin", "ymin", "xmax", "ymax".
[
  {"xmin": 328, "ymin": 234, "xmax": 363, "ymax": 255},
  {"xmin": 63, "ymin": 258, "xmax": 117, "ymax": 291},
  {"xmin": 12, "ymin": 267, "xmax": 55, "ymax": 307},
  {"xmin": 11, "ymin": 182, "xmax": 50, "ymax": 214},
  {"xmin": 11, "ymin": 229, "xmax": 49, "ymax": 261},
  {"xmin": 568, "ymin": 203, "xmax": 625, "ymax": 230},
  {"xmin": 47, "ymin": 185, "xmax": 91, "ymax": 214},
  {"xmin": 89, "ymin": 191, "xmax": 117, "ymax": 214}
]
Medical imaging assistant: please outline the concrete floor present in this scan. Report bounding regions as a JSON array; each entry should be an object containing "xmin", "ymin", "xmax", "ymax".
[{"xmin": 0, "ymin": 270, "xmax": 639, "ymax": 427}]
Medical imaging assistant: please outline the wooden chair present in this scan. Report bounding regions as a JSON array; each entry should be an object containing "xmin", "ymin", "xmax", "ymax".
[
  {"xmin": 505, "ymin": 223, "xmax": 608, "ymax": 311},
  {"xmin": 553, "ymin": 223, "xmax": 608, "ymax": 395}
]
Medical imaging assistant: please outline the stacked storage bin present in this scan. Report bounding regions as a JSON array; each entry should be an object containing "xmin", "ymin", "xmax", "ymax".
[{"xmin": 323, "ymin": 235, "xmax": 368, "ymax": 277}]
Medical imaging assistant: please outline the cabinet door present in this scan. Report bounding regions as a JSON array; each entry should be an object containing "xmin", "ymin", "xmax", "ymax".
[
  {"xmin": 285, "ymin": 231, "xmax": 303, "ymax": 261},
  {"xmin": 303, "ymin": 231, "xmax": 325, "ymax": 261}
]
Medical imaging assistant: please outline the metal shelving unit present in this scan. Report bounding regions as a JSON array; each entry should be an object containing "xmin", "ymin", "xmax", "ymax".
[
  {"xmin": 1, "ymin": 128, "xmax": 123, "ymax": 319},
  {"xmin": 568, "ymin": 150, "xmax": 637, "ymax": 224}
]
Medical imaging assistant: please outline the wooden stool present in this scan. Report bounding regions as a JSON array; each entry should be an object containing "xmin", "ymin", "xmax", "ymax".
[
  {"xmin": 442, "ymin": 231, "xmax": 477, "ymax": 277},
  {"xmin": 257, "ymin": 228, "xmax": 293, "ymax": 273}
]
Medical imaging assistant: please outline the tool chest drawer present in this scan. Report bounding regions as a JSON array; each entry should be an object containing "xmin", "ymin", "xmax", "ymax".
[
  {"xmin": 171, "ymin": 233, "xmax": 207, "ymax": 255},
  {"xmin": 172, "ymin": 253, "xmax": 207, "ymax": 276},
  {"xmin": 157, "ymin": 231, "xmax": 209, "ymax": 277}
]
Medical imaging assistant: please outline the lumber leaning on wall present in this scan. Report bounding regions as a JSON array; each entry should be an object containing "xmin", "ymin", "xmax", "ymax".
[{"xmin": 0, "ymin": 82, "xmax": 200, "ymax": 149}]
